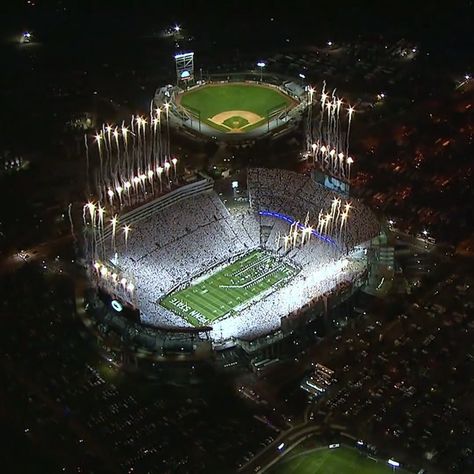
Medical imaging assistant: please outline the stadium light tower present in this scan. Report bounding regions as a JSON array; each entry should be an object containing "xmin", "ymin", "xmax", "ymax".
[
  {"xmin": 175, "ymin": 52, "xmax": 195, "ymax": 87},
  {"xmin": 257, "ymin": 61, "xmax": 266, "ymax": 82}
]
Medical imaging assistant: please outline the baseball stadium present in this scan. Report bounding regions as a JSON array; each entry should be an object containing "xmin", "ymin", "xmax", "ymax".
[
  {"xmin": 155, "ymin": 72, "xmax": 307, "ymax": 140},
  {"xmin": 176, "ymin": 82, "xmax": 297, "ymax": 133}
]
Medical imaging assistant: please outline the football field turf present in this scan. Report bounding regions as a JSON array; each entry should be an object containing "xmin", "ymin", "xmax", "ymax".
[
  {"xmin": 160, "ymin": 250, "xmax": 298, "ymax": 326},
  {"xmin": 271, "ymin": 446, "xmax": 410, "ymax": 474},
  {"xmin": 179, "ymin": 83, "xmax": 294, "ymax": 132}
]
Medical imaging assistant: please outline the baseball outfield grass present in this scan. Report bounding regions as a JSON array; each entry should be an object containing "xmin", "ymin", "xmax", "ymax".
[
  {"xmin": 179, "ymin": 83, "xmax": 294, "ymax": 132},
  {"xmin": 271, "ymin": 446, "xmax": 410, "ymax": 474},
  {"xmin": 160, "ymin": 250, "xmax": 298, "ymax": 326}
]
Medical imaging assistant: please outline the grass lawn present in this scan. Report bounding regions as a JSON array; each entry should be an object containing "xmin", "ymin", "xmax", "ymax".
[
  {"xmin": 160, "ymin": 250, "xmax": 298, "ymax": 326},
  {"xmin": 180, "ymin": 83, "xmax": 293, "ymax": 132},
  {"xmin": 271, "ymin": 446, "xmax": 410, "ymax": 474},
  {"xmin": 222, "ymin": 115, "xmax": 249, "ymax": 129}
]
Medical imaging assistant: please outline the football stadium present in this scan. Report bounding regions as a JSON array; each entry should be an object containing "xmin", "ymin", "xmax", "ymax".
[{"xmin": 83, "ymin": 167, "xmax": 378, "ymax": 342}]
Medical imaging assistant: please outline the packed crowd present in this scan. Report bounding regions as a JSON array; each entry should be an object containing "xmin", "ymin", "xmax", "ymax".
[
  {"xmin": 104, "ymin": 169, "xmax": 379, "ymax": 339},
  {"xmin": 248, "ymin": 168, "xmax": 379, "ymax": 251}
]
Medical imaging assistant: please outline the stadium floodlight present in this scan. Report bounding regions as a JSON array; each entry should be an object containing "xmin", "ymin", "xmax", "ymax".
[
  {"xmin": 327, "ymin": 41, "xmax": 333, "ymax": 46},
  {"xmin": 111, "ymin": 300, "xmax": 123, "ymax": 312},
  {"xmin": 175, "ymin": 52, "xmax": 194, "ymax": 85},
  {"xmin": 388, "ymin": 459, "xmax": 400, "ymax": 467},
  {"xmin": 257, "ymin": 61, "xmax": 266, "ymax": 81},
  {"xmin": 422, "ymin": 229, "xmax": 428, "ymax": 236},
  {"xmin": 174, "ymin": 25, "xmax": 181, "ymax": 32},
  {"xmin": 299, "ymin": 73, "xmax": 306, "ymax": 79},
  {"xmin": 277, "ymin": 443, "xmax": 285, "ymax": 451},
  {"xmin": 356, "ymin": 440, "xmax": 364, "ymax": 446},
  {"xmin": 328, "ymin": 444, "xmax": 340, "ymax": 449}
]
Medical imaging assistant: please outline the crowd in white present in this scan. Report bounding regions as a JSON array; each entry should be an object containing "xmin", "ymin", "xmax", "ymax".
[{"xmin": 107, "ymin": 168, "xmax": 379, "ymax": 340}]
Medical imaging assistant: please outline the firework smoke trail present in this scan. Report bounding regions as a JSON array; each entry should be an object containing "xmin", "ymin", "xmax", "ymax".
[
  {"xmin": 165, "ymin": 103, "xmax": 171, "ymax": 160},
  {"xmin": 84, "ymin": 134, "xmax": 90, "ymax": 194},
  {"xmin": 157, "ymin": 108, "xmax": 163, "ymax": 167},
  {"xmin": 346, "ymin": 106, "xmax": 354, "ymax": 161}
]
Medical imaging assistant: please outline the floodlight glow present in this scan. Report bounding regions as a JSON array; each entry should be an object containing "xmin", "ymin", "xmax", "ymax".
[
  {"xmin": 174, "ymin": 52, "xmax": 194, "ymax": 60},
  {"xmin": 174, "ymin": 25, "xmax": 181, "ymax": 32},
  {"xmin": 257, "ymin": 62, "xmax": 266, "ymax": 68},
  {"xmin": 111, "ymin": 300, "xmax": 123, "ymax": 312},
  {"xmin": 231, "ymin": 181, "xmax": 239, "ymax": 189},
  {"xmin": 388, "ymin": 459, "xmax": 399, "ymax": 467},
  {"xmin": 299, "ymin": 73, "xmax": 306, "ymax": 79},
  {"xmin": 180, "ymin": 70, "xmax": 190, "ymax": 78},
  {"xmin": 328, "ymin": 443, "xmax": 339, "ymax": 449},
  {"xmin": 277, "ymin": 443, "xmax": 285, "ymax": 450}
]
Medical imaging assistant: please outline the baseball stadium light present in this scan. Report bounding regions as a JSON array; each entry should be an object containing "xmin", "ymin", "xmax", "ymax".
[
  {"xmin": 174, "ymin": 25, "xmax": 181, "ymax": 32},
  {"xmin": 257, "ymin": 61, "xmax": 266, "ymax": 82},
  {"xmin": 299, "ymin": 73, "xmax": 306, "ymax": 79},
  {"xmin": 387, "ymin": 459, "xmax": 399, "ymax": 468},
  {"xmin": 175, "ymin": 52, "xmax": 192, "ymax": 60}
]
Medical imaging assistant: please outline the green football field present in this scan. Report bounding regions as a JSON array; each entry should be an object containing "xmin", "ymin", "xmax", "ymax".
[
  {"xmin": 160, "ymin": 250, "xmax": 298, "ymax": 326},
  {"xmin": 271, "ymin": 446, "xmax": 410, "ymax": 474},
  {"xmin": 179, "ymin": 83, "xmax": 294, "ymax": 132}
]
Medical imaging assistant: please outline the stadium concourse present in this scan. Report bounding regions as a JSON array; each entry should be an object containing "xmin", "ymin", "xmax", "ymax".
[{"xmin": 104, "ymin": 169, "xmax": 379, "ymax": 342}]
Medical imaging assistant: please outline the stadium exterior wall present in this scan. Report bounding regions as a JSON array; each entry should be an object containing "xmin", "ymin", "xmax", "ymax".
[{"xmin": 235, "ymin": 269, "xmax": 367, "ymax": 355}]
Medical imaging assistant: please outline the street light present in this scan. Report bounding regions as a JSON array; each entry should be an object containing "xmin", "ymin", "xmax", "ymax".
[{"xmin": 257, "ymin": 61, "xmax": 266, "ymax": 82}]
